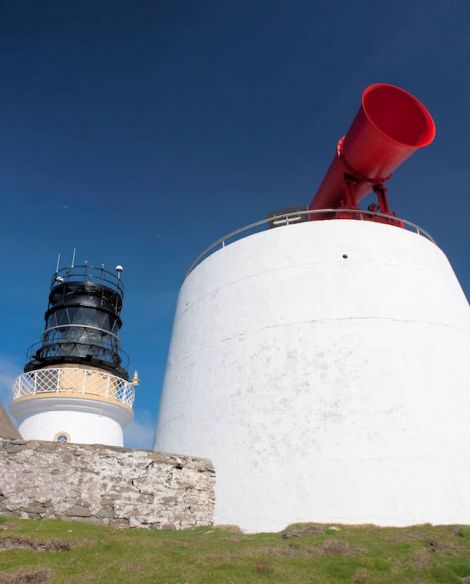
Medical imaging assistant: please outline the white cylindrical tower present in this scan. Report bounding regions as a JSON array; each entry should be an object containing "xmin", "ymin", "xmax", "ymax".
[
  {"xmin": 155, "ymin": 218, "xmax": 470, "ymax": 532},
  {"xmin": 10, "ymin": 263, "xmax": 137, "ymax": 447}
]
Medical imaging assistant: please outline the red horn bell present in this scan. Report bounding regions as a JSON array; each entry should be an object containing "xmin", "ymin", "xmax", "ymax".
[{"xmin": 309, "ymin": 83, "xmax": 436, "ymax": 214}]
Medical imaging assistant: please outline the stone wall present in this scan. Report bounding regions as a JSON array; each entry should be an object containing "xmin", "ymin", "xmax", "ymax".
[
  {"xmin": 0, "ymin": 438, "xmax": 215, "ymax": 529},
  {"xmin": 0, "ymin": 406, "xmax": 20, "ymax": 440}
]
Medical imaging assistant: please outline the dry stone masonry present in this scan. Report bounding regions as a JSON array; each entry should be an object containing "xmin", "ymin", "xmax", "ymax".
[
  {"xmin": 0, "ymin": 406, "xmax": 20, "ymax": 440},
  {"xmin": 0, "ymin": 438, "xmax": 215, "ymax": 529}
]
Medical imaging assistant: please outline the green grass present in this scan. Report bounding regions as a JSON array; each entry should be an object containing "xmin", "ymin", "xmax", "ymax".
[{"xmin": 1, "ymin": 519, "xmax": 470, "ymax": 583}]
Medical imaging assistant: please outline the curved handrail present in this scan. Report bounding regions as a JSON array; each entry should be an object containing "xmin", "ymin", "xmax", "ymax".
[
  {"xmin": 26, "ymin": 337, "xmax": 130, "ymax": 371},
  {"xmin": 186, "ymin": 208, "xmax": 435, "ymax": 276},
  {"xmin": 52, "ymin": 265, "xmax": 124, "ymax": 297},
  {"xmin": 42, "ymin": 323, "xmax": 121, "ymax": 343}
]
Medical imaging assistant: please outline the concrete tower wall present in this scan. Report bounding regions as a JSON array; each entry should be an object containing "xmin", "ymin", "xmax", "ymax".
[{"xmin": 155, "ymin": 220, "xmax": 470, "ymax": 532}]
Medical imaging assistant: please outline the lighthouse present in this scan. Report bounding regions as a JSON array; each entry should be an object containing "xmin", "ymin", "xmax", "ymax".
[
  {"xmin": 155, "ymin": 84, "xmax": 470, "ymax": 532},
  {"xmin": 10, "ymin": 261, "xmax": 137, "ymax": 447}
]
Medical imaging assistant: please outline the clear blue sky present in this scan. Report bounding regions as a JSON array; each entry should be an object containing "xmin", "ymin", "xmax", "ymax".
[{"xmin": 0, "ymin": 1, "xmax": 468, "ymax": 447}]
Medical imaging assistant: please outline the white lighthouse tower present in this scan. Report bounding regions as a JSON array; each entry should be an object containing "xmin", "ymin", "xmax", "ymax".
[
  {"xmin": 10, "ymin": 261, "xmax": 137, "ymax": 447},
  {"xmin": 155, "ymin": 84, "xmax": 470, "ymax": 532}
]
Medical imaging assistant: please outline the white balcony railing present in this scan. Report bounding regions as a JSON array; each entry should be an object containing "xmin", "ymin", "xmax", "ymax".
[{"xmin": 12, "ymin": 367, "xmax": 135, "ymax": 408}]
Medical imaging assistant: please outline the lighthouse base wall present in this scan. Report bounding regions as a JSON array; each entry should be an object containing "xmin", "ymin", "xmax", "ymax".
[
  {"xmin": 11, "ymin": 397, "xmax": 132, "ymax": 447},
  {"xmin": 0, "ymin": 438, "xmax": 215, "ymax": 529}
]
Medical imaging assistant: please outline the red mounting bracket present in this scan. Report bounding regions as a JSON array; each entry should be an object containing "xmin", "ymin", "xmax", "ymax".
[{"xmin": 335, "ymin": 137, "xmax": 402, "ymax": 226}]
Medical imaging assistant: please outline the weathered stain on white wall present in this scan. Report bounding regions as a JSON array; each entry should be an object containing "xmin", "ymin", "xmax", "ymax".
[{"xmin": 155, "ymin": 219, "xmax": 470, "ymax": 533}]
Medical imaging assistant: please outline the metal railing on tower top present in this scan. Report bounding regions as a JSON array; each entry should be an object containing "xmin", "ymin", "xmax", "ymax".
[
  {"xmin": 186, "ymin": 208, "xmax": 436, "ymax": 276},
  {"xmin": 52, "ymin": 264, "xmax": 124, "ymax": 296}
]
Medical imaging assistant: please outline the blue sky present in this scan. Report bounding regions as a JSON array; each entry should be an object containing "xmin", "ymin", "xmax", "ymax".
[{"xmin": 0, "ymin": 1, "xmax": 469, "ymax": 448}]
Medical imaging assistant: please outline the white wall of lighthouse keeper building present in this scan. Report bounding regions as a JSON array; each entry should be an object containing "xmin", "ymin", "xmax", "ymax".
[{"xmin": 155, "ymin": 219, "xmax": 470, "ymax": 533}]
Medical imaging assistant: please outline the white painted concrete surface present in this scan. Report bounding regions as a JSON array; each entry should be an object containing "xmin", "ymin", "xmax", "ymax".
[
  {"xmin": 11, "ymin": 396, "xmax": 132, "ymax": 446},
  {"xmin": 155, "ymin": 219, "xmax": 470, "ymax": 532}
]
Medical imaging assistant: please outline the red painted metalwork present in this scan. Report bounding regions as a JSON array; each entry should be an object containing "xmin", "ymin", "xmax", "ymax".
[{"xmin": 309, "ymin": 83, "xmax": 435, "ymax": 220}]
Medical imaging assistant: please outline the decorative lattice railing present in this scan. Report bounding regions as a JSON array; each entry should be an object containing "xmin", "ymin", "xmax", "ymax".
[{"xmin": 12, "ymin": 367, "xmax": 135, "ymax": 407}]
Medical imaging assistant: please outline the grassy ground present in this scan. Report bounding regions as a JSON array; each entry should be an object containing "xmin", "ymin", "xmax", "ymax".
[{"xmin": 1, "ymin": 517, "xmax": 470, "ymax": 583}]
